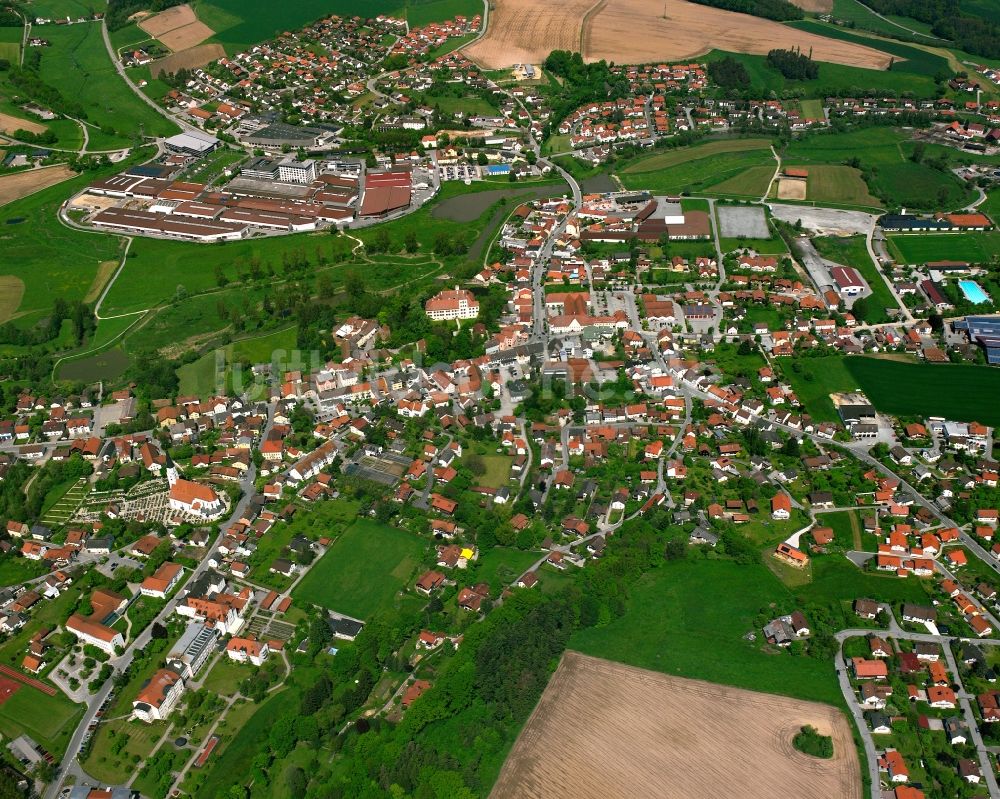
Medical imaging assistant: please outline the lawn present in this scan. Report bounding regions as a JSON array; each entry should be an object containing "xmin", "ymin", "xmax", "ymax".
[
  {"xmin": 811, "ymin": 235, "xmax": 898, "ymax": 322},
  {"xmin": 472, "ymin": 548, "xmax": 539, "ymax": 589},
  {"xmin": 82, "ymin": 716, "xmax": 164, "ymax": 785},
  {"xmin": 291, "ymin": 518, "xmax": 428, "ymax": 620},
  {"xmin": 621, "ymin": 139, "xmax": 773, "ymax": 174},
  {"xmin": 570, "ymin": 558, "xmax": 844, "ymax": 706},
  {"xmin": 887, "ymin": 232, "xmax": 1000, "ymax": 265},
  {"xmin": 465, "ymin": 451, "xmax": 512, "ymax": 489},
  {"xmin": 37, "ymin": 23, "xmax": 178, "ymax": 146},
  {"xmin": 0, "ymin": 686, "xmax": 82, "ymax": 757},
  {"xmin": 201, "ymin": 656, "xmax": 254, "ymax": 697}
]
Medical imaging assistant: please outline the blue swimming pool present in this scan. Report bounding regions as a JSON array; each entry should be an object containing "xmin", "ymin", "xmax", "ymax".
[{"xmin": 959, "ymin": 280, "xmax": 990, "ymax": 304}]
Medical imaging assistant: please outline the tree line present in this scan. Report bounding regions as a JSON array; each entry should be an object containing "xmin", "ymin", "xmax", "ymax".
[
  {"xmin": 688, "ymin": 0, "xmax": 803, "ymax": 21},
  {"xmin": 767, "ymin": 48, "xmax": 819, "ymax": 80}
]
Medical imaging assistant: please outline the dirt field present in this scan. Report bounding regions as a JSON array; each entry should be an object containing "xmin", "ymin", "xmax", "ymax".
[
  {"xmin": 0, "ymin": 111, "xmax": 46, "ymax": 136},
  {"xmin": 139, "ymin": 4, "xmax": 214, "ymax": 52},
  {"xmin": 586, "ymin": 0, "xmax": 893, "ymax": 67},
  {"xmin": 790, "ymin": 0, "xmax": 833, "ymax": 11},
  {"xmin": 0, "ymin": 676, "xmax": 19, "ymax": 706},
  {"xmin": 0, "ymin": 164, "xmax": 76, "ymax": 207},
  {"xmin": 151, "ymin": 43, "xmax": 226, "ymax": 77},
  {"xmin": 490, "ymin": 652, "xmax": 861, "ymax": 799},
  {"xmin": 467, "ymin": 0, "xmax": 893, "ymax": 69},
  {"xmin": 464, "ymin": 0, "xmax": 596, "ymax": 68},
  {"xmin": 777, "ymin": 177, "xmax": 809, "ymax": 200}
]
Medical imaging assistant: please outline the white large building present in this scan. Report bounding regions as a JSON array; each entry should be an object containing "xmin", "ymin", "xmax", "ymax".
[
  {"xmin": 278, "ymin": 158, "xmax": 317, "ymax": 184},
  {"xmin": 132, "ymin": 668, "xmax": 185, "ymax": 722},
  {"xmin": 424, "ymin": 287, "xmax": 480, "ymax": 321}
]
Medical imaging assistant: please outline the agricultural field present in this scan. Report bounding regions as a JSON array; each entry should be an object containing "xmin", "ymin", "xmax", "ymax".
[
  {"xmin": 782, "ymin": 129, "xmax": 970, "ymax": 210},
  {"xmin": 781, "ymin": 355, "xmax": 1000, "ymax": 425},
  {"xmin": 0, "ymin": 164, "xmax": 76, "ymax": 207},
  {"xmin": 618, "ymin": 139, "xmax": 775, "ymax": 196},
  {"xmin": 292, "ymin": 518, "xmax": 428, "ymax": 620},
  {"xmin": 193, "ymin": 0, "xmax": 407, "ymax": 54},
  {"xmin": 571, "ymin": 558, "xmax": 843, "ymax": 705},
  {"xmin": 0, "ymin": 164, "xmax": 128, "ymax": 328},
  {"xmin": 492, "ymin": 652, "xmax": 861, "ymax": 799},
  {"xmin": 0, "ymin": 27, "xmax": 20, "ymax": 65},
  {"xmin": 887, "ymin": 232, "xmax": 1000, "ymax": 265},
  {"xmin": 585, "ymin": 0, "xmax": 892, "ymax": 68},
  {"xmin": 138, "ymin": 4, "xmax": 214, "ymax": 51},
  {"xmin": 406, "ymin": 0, "xmax": 482, "ymax": 27},
  {"xmin": 778, "ymin": 165, "xmax": 882, "ymax": 209},
  {"xmin": 0, "ymin": 109, "xmax": 46, "ymax": 136},
  {"xmin": 465, "ymin": 0, "xmax": 591, "ymax": 68},
  {"xmin": 37, "ymin": 22, "xmax": 178, "ymax": 145},
  {"xmin": 846, "ymin": 357, "xmax": 1000, "ymax": 426}
]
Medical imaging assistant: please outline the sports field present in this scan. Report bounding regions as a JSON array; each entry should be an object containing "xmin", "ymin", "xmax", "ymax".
[
  {"xmin": 491, "ymin": 652, "xmax": 860, "ymax": 799},
  {"xmin": 292, "ymin": 519, "xmax": 427, "ymax": 620},
  {"xmin": 38, "ymin": 22, "xmax": 178, "ymax": 146},
  {"xmin": 887, "ymin": 232, "xmax": 1000, "ymax": 265},
  {"xmin": 0, "ymin": 683, "xmax": 82, "ymax": 755}
]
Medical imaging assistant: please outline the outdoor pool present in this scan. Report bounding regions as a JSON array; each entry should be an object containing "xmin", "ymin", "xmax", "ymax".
[{"xmin": 959, "ymin": 280, "xmax": 990, "ymax": 304}]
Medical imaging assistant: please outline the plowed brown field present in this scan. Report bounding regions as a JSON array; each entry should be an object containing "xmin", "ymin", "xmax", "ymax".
[
  {"xmin": 490, "ymin": 652, "xmax": 861, "ymax": 799},
  {"xmin": 466, "ymin": 0, "xmax": 893, "ymax": 69},
  {"xmin": 139, "ymin": 4, "xmax": 213, "ymax": 52},
  {"xmin": 464, "ymin": 0, "xmax": 597, "ymax": 68}
]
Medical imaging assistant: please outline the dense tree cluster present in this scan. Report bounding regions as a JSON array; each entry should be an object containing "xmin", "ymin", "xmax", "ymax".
[
  {"xmin": 766, "ymin": 48, "xmax": 819, "ymax": 80},
  {"xmin": 688, "ymin": 0, "xmax": 803, "ymax": 21},
  {"xmin": 707, "ymin": 56, "xmax": 751, "ymax": 90},
  {"xmin": 543, "ymin": 50, "xmax": 630, "ymax": 131}
]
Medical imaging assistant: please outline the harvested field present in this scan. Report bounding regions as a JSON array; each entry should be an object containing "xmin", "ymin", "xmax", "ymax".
[
  {"xmin": 140, "ymin": 4, "xmax": 214, "ymax": 53},
  {"xmin": 586, "ymin": 0, "xmax": 893, "ymax": 67},
  {"xmin": 0, "ymin": 165, "xmax": 76, "ymax": 207},
  {"xmin": 0, "ymin": 111, "xmax": 46, "ymax": 136},
  {"xmin": 490, "ymin": 651, "xmax": 860, "ymax": 799},
  {"xmin": 150, "ymin": 43, "xmax": 226, "ymax": 77},
  {"xmin": 0, "ymin": 277, "xmax": 25, "ymax": 324},
  {"xmin": 464, "ymin": 0, "xmax": 595, "ymax": 68},
  {"xmin": 791, "ymin": 0, "xmax": 833, "ymax": 10},
  {"xmin": 84, "ymin": 260, "xmax": 120, "ymax": 304},
  {"xmin": 777, "ymin": 177, "xmax": 808, "ymax": 200}
]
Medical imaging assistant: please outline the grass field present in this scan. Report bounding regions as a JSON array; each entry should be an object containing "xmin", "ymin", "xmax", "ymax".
[
  {"xmin": 407, "ymin": 0, "xmax": 481, "ymax": 27},
  {"xmin": 811, "ymin": 235, "xmax": 897, "ymax": 322},
  {"xmin": 780, "ymin": 356, "xmax": 860, "ymax": 421},
  {"xmin": 474, "ymin": 548, "xmax": 539, "ymax": 588},
  {"xmin": 887, "ymin": 232, "xmax": 1000, "ymax": 265},
  {"xmin": 792, "ymin": 165, "xmax": 882, "ymax": 208},
  {"xmin": 619, "ymin": 146, "xmax": 775, "ymax": 196},
  {"xmin": 176, "ymin": 326, "xmax": 296, "ymax": 396},
  {"xmin": 846, "ymin": 357, "xmax": 1000, "ymax": 426},
  {"xmin": 0, "ymin": 26, "xmax": 19, "ymax": 63},
  {"xmin": 829, "ymin": 0, "xmax": 948, "ymax": 43},
  {"xmin": 570, "ymin": 558, "xmax": 844, "ymax": 705},
  {"xmin": 782, "ymin": 129, "xmax": 971, "ymax": 210},
  {"xmin": 292, "ymin": 519, "xmax": 427, "ymax": 620},
  {"xmin": 37, "ymin": 23, "xmax": 178, "ymax": 146},
  {"xmin": 782, "ymin": 355, "xmax": 1000, "ymax": 425},
  {"xmin": 0, "ymin": 685, "xmax": 82, "ymax": 756},
  {"xmin": 789, "ymin": 20, "xmax": 947, "ymax": 76},
  {"xmin": 0, "ymin": 166, "xmax": 126, "ymax": 328}
]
